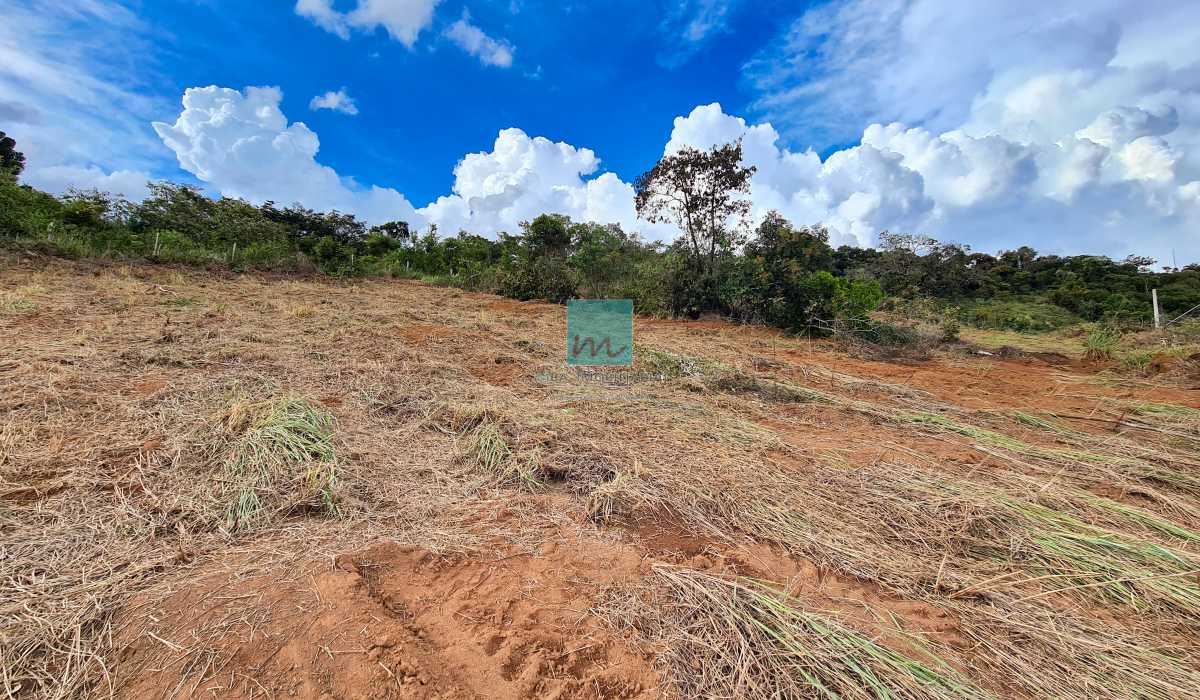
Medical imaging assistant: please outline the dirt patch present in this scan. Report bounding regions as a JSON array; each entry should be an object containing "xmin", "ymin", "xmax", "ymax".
[
  {"xmin": 465, "ymin": 355, "xmax": 527, "ymax": 387},
  {"xmin": 129, "ymin": 377, "xmax": 169, "ymax": 397},
  {"xmin": 614, "ymin": 507, "xmax": 720, "ymax": 557},
  {"xmin": 487, "ymin": 299, "xmax": 554, "ymax": 316},
  {"xmin": 395, "ymin": 323, "xmax": 466, "ymax": 347},
  {"xmin": 114, "ymin": 539, "xmax": 659, "ymax": 700},
  {"xmin": 9, "ymin": 258, "xmax": 1200, "ymax": 700}
]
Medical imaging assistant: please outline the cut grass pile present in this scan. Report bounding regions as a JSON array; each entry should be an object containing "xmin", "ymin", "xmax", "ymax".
[
  {"xmin": 643, "ymin": 566, "xmax": 994, "ymax": 700},
  {"xmin": 218, "ymin": 397, "xmax": 341, "ymax": 532},
  {"xmin": 0, "ymin": 392, "xmax": 350, "ymax": 698},
  {"xmin": 900, "ymin": 411, "xmax": 1200, "ymax": 502},
  {"xmin": 947, "ymin": 591, "xmax": 1200, "ymax": 699},
  {"xmin": 431, "ymin": 401, "xmax": 546, "ymax": 489}
]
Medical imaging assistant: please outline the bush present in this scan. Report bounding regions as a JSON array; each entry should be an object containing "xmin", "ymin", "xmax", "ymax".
[
  {"xmin": 863, "ymin": 321, "xmax": 923, "ymax": 348},
  {"xmin": 959, "ymin": 299, "xmax": 1081, "ymax": 332},
  {"xmin": 622, "ymin": 256, "xmax": 674, "ymax": 316},
  {"xmin": 500, "ymin": 255, "xmax": 577, "ymax": 303},
  {"xmin": 0, "ymin": 178, "xmax": 61, "ymax": 238},
  {"xmin": 304, "ymin": 235, "xmax": 358, "ymax": 276},
  {"xmin": 940, "ymin": 308, "xmax": 962, "ymax": 342}
]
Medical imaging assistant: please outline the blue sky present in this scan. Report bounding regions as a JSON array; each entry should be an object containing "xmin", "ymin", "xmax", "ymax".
[
  {"xmin": 135, "ymin": 0, "xmax": 794, "ymax": 205},
  {"xmin": 4, "ymin": 0, "xmax": 1200, "ymax": 262}
]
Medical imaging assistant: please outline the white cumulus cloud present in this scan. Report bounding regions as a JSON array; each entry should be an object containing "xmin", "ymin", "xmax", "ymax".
[
  {"xmin": 294, "ymin": 0, "xmax": 440, "ymax": 48},
  {"xmin": 309, "ymin": 88, "xmax": 359, "ymax": 115},
  {"xmin": 27, "ymin": 165, "xmax": 150, "ymax": 201},
  {"xmin": 153, "ymin": 86, "xmax": 418, "ymax": 224},
  {"xmin": 444, "ymin": 13, "xmax": 514, "ymax": 68},
  {"xmin": 664, "ymin": 101, "xmax": 1200, "ymax": 260},
  {"xmin": 417, "ymin": 128, "xmax": 638, "ymax": 235},
  {"xmin": 151, "ymin": 86, "xmax": 641, "ymax": 238},
  {"xmin": 737, "ymin": 0, "xmax": 1200, "ymax": 261}
]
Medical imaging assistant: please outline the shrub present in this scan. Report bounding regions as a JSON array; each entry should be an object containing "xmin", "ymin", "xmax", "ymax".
[
  {"xmin": 500, "ymin": 256, "xmax": 577, "ymax": 303},
  {"xmin": 960, "ymin": 299, "xmax": 1081, "ymax": 332},
  {"xmin": 304, "ymin": 235, "xmax": 358, "ymax": 276},
  {"xmin": 940, "ymin": 311, "xmax": 962, "ymax": 342}
]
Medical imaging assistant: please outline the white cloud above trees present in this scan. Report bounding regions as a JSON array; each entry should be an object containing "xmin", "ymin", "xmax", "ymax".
[
  {"xmin": 294, "ymin": 0, "xmax": 515, "ymax": 68},
  {"xmin": 732, "ymin": 0, "xmax": 1200, "ymax": 260},
  {"xmin": 153, "ymin": 86, "xmax": 419, "ymax": 224},
  {"xmin": 14, "ymin": 0, "xmax": 1200, "ymax": 263},
  {"xmin": 419, "ymin": 128, "xmax": 637, "ymax": 234}
]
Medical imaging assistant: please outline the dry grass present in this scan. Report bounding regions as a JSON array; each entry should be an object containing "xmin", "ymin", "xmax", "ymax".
[
  {"xmin": 6, "ymin": 256, "xmax": 1200, "ymax": 699},
  {"xmin": 632, "ymin": 566, "xmax": 994, "ymax": 700}
]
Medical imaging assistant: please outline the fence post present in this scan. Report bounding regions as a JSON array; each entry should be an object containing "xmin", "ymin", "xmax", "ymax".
[{"xmin": 1152, "ymin": 288, "xmax": 1161, "ymax": 330}]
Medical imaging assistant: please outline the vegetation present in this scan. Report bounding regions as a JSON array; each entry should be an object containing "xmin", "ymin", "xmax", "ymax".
[
  {"xmin": 647, "ymin": 567, "xmax": 993, "ymax": 700},
  {"xmin": 3, "ymin": 132, "xmax": 1198, "ymax": 346}
]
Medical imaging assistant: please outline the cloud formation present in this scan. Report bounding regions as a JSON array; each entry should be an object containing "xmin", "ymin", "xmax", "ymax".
[
  {"xmin": 658, "ymin": 0, "xmax": 742, "ymax": 68},
  {"xmin": 735, "ymin": 0, "xmax": 1200, "ymax": 261},
  {"xmin": 24, "ymin": 0, "xmax": 1200, "ymax": 264},
  {"xmin": 151, "ymin": 86, "xmax": 639, "ymax": 236},
  {"xmin": 444, "ymin": 13, "xmax": 514, "ymax": 68},
  {"xmin": 150, "ymin": 82, "xmax": 1200, "ymax": 263},
  {"xmin": 419, "ymin": 128, "xmax": 637, "ymax": 235},
  {"xmin": 153, "ymin": 86, "xmax": 418, "ymax": 224},
  {"xmin": 294, "ymin": 0, "xmax": 440, "ymax": 47},
  {"xmin": 309, "ymin": 88, "xmax": 359, "ymax": 115}
]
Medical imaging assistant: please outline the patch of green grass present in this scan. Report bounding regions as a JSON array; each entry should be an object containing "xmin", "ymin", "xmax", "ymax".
[
  {"xmin": 996, "ymin": 497, "xmax": 1200, "ymax": 615},
  {"xmin": 957, "ymin": 326, "xmax": 1083, "ymax": 355},
  {"xmin": 959, "ymin": 299, "xmax": 1082, "ymax": 332},
  {"xmin": 636, "ymin": 346, "xmax": 838, "ymax": 404},
  {"xmin": 164, "ymin": 296, "xmax": 200, "ymax": 308},
  {"xmin": 1080, "ymin": 494, "xmax": 1200, "ymax": 543},
  {"xmin": 635, "ymin": 346, "xmax": 707, "ymax": 379},
  {"xmin": 1120, "ymin": 350, "xmax": 1156, "ymax": 373},
  {"xmin": 902, "ymin": 412, "xmax": 1029, "ymax": 451},
  {"xmin": 1132, "ymin": 401, "xmax": 1200, "ymax": 419},
  {"xmin": 0, "ymin": 296, "xmax": 36, "ymax": 314},
  {"xmin": 902, "ymin": 410, "xmax": 1200, "ymax": 496},
  {"xmin": 1084, "ymin": 326, "xmax": 1121, "ymax": 361}
]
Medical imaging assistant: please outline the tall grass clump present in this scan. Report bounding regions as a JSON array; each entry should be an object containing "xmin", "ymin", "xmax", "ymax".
[
  {"xmin": 650, "ymin": 567, "xmax": 994, "ymax": 700},
  {"xmin": 219, "ymin": 397, "xmax": 340, "ymax": 533},
  {"xmin": 1084, "ymin": 326, "xmax": 1121, "ymax": 361},
  {"xmin": 438, "ymin": 403, "xmax": 544, "ymax": 489}
]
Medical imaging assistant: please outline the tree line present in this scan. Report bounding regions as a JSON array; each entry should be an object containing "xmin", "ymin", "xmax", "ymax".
[{"xmin": 2, "ymin": 130, "xmax": 1197, "ymax": 336}]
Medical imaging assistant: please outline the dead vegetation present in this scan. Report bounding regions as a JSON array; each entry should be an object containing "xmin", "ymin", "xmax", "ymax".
[{"xmin": 5, "ymin": 256, "xmax": 1200, "ymax": 699}]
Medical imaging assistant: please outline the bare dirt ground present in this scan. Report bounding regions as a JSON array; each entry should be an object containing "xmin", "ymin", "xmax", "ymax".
[{"xmin": 4, "ymin": 256, "xmax": 1200, "ymax": 699}]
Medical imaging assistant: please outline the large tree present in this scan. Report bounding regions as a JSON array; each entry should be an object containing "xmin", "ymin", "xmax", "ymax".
[
  {"xmin": 634, "ymin": 140, "xmax": 755, "ymax": 275},
  {"xmin": 521, "ymin": 213, "xmax": 571, "ymax": 257},
  {"xmin": 0, "ymin": 131, "xmax": 25, "ymax": 177}
]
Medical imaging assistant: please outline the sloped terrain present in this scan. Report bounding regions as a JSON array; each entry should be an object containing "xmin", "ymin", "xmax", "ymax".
[{"xmin": 4, "ymin": 257, "xmax": 1200, "ymax": 699}]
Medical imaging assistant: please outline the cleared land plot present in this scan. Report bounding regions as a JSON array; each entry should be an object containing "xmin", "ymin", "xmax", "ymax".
[{"xmin": 4, "ymin": 257, "xmax": 1200, "ymax": 699}]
